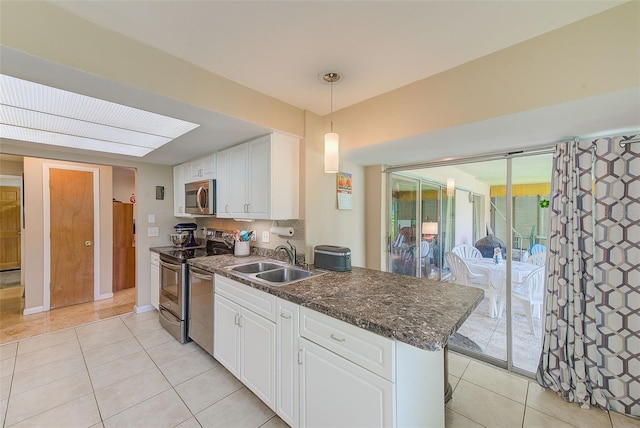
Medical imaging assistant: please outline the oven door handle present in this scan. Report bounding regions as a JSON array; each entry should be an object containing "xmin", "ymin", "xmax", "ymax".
[
  {"xmin": 159, "ymin": 307, "xmax": 181, "ymax": 326},
  {"xmin": 160, "ymin": 260, "xmax": 183, "ymax": 271}
]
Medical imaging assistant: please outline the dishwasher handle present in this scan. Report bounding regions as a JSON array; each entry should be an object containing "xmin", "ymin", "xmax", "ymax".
[{"xmin": 190, "ymin": 269, "xmax": 213, "ymax": 281}]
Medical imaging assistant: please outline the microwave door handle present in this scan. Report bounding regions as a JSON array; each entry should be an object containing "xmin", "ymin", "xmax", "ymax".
[{"xmin": 196, "ymin": 186, "xmax": 205, "ymax": 212}]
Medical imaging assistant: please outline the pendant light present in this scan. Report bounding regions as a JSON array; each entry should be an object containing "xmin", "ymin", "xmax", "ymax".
[{"xmin": 323, "ymin": 72, "xmax": 340, "ymax": 173}]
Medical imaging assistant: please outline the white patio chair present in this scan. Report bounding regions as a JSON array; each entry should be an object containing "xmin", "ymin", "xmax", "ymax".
[
  {"xmin": 530, "ymin": 243, "xmax": 546, "ymax": 254},
  {"xmin": 526, "ymin": 251, "xmax": 546, "ymax": 267},
  {"xmin": 499, "ymin": 266, "xmax": 545, "ymax": 334},
  {"xmin": 420, "ymin": 241, "xmax": 430, "ymax": 274},
  {"xmin": 445, "ymin": 251, "xmax": 496, "ymax": 316},
  {"xmin": 451, "ymin": 244, "xmax": 482, "ymax": 260}
]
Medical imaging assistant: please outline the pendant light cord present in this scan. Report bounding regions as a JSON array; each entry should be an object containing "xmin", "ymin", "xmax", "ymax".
[{"xmin": 330, "ymin": 78, "xmax": 334, "ymax": 133}]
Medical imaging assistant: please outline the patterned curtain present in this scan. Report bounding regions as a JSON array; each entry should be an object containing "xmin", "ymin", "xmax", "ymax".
[{"xmin": 537, "ymin": 136, "xmax": 640, "ymax": 417}]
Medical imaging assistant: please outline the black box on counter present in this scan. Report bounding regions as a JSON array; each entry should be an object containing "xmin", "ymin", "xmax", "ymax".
[{"xmin": 314, "ymin": 245, "xmax": 351, "ymax": 272}]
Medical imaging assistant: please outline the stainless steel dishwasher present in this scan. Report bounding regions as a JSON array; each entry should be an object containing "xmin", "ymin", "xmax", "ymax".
[{"xmin": 188, "ymin": 266, "xmax": 214, "ymax": 355}]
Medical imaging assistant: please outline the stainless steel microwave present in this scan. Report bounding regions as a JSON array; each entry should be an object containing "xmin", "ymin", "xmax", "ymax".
[{"xmin": 185, "ymin": 180, "xmax": 216, "ymax": 215}]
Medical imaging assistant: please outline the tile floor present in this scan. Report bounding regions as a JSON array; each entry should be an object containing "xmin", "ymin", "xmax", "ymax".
[{"xmin": 1, "ymin": 311, "xmax": 638, "ymax": 428}]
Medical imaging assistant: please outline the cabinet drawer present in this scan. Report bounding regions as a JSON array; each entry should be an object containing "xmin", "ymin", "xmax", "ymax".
[
  {"xmin": 215, "ymin": 275, "xmax": 277, "ymax": 322},
  {"xmin": 300, "ymin": 307, "xmax": 395, "ymax": 381},
  {"xmin": 150, "ymin": 252, "xmax": 159, "ymax": 266}
]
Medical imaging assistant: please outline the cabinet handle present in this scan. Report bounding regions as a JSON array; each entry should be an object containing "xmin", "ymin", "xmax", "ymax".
[
  {"xmin": 246, "ymin": 203, "xmax": 251, "ymax": 213},
  {"xmin": 238, "ymin": 314, "xmax": 244, "ymax": 327},
  {"xmin": 234, "ymin": 313, "xmax": 240, "ymax": 326},
  {"xmin": 330, "ymin": 333, "xmax": 346, "ymax": 342},
  {"xmin": 298, "ymin": 349, "xmax": 303, "ymax": 365},
  {"xmin": 225, "ymin": 204, "xmax": 229, "ymax": 213},
  {"xmin": 280, "ymin": 312, "xmax": 292, "ymax": 319}
]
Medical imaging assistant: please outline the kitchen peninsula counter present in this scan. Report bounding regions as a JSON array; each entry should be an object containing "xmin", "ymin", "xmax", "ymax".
[{"xmin": 189, "ymin": 254, "xmax": 483, "ymax": 352}]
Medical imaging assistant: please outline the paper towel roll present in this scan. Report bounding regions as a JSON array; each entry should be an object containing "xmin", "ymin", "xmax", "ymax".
[{"xmin": 270, "ymin": 226, "xmax": 294, "ymax": 237}]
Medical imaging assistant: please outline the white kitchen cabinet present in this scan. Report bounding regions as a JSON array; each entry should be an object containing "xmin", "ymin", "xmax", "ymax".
[
  {"xmin": 149, "ymin": 252, "xmax": 160, "ymax": 310},
  {"xmin": 214, "ymin": 275, "xmax": 277, "ymax": 410},
  {"xmin": 188, "ymin": 153, "xmax": 216, "ymax": 182},
  {"xmin": 276, "ymin": 298, "xmax": 299, "ymax": 428},
  {"xmin": 216, "ymin": 132, "xmax": 299, "ymax": 219},
  {"xmin": 173, "ymin": 163, "xmax": 192, "ymax": 218},
  {"xmin": 299, "ymin": 337, "xmax": 394, "ymax": 428}
]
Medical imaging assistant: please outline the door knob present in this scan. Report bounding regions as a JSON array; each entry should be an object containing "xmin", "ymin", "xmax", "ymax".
[{"xmin": 85, "ymin": 241, "xmax": 93, "ymax": 246}]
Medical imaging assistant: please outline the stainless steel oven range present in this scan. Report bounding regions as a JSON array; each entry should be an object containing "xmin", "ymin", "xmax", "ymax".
[{"xmin": 158, "ymin": 232, "xmax": 233, "ymax": 344}]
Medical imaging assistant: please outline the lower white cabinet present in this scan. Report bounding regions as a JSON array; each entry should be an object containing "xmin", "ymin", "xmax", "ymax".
[
  {"xmin": 276, "ymin": 298, "xmax": 299, "ymax": 427},
  {"xmin": 214, "ymin": 276, "xmax": 277, "ymax": 410},
  {"xmin": 299, "ymin": 337, "xmax": 394, "ymax": 428},
  {"xmin": 150, "ymin": 252, "xmax": 160, "ymax": 310}
]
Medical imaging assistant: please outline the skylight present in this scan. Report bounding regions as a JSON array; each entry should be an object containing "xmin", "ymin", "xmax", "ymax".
[{"xmin": 0, "ymin": 74, "xmax": 199, "ymax": 157}]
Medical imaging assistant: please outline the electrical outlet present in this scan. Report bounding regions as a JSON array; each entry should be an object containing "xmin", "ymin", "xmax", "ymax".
[
  {"xmin": 262, "ymin": 231, "xmax": 270, "ymax": 243},
  {"xmin": 148, "ymin": 214, "xmax": 156, "ymax": 224},
  {"xmin": 147, "ymin": 227, "xmax": 159, "ymax": 237}
]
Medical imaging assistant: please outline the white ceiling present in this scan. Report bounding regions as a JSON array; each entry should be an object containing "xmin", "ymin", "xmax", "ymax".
[
  {"xmin": 52, "ymin": 0, "xmax": 625, "ymax": 115},
  {"xmin": 1, "ymin": 1, "xmax": 638, "ymax": 167}
]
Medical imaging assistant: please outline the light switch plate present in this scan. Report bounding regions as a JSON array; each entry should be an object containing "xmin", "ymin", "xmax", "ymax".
[
  {"xmin": 148, "ymin": 227, "xmax": 159, "ymax": 237},
  {"xmin": 148, "ymin": 214, "xmax": 156, "ymax": 224},
  {"xmin": 262, "ymin": 231, "xmax": 270, "ymax": 243}
]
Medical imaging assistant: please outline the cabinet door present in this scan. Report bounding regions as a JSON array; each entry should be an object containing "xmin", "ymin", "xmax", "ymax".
[
  {"xmin": 189, "ymin": 160, "xmax": 203, "ymax": 181},
  {"xmin": 277, "ymin": 299, "xmax": 299, "ymax": 427},
  {"xmin": 201, "ymin": 153, "xmax": 216, "ymax": 179},
  {"xmin": 240, "ymin": 309, "xmax": 276, "ymax": 410},
  {"xmin": 300, "ymin": 338, "xmax": 394, "ymax": 428},
  {"xmin": 213, "ymin": 294, "xmax": 241, "ymax": 377},
  {"xmin": 228, "ymin": 143, "xmax": 249, "ymax": 217},
  {"xmin": 247, "ymin": 136, "xmax": 271, "ymax": 219},
  {"xmin": 150, "ymin": 253, "xmax": 160, "ymax": 310},
  {"xmin": 173, "ymin": 164, "xmax": 187, "ymax": 217},
  {"xmin": 216, "ymin": 149, "xmax": 231, "ymax": 218}
]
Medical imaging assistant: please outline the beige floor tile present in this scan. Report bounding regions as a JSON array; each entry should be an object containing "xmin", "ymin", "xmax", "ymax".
[
  {"xmin": 83, "ymin": 337, "xmax": 143, "ymax": 369},
  {"xmin": 449, "ymin": 374, "xmax": 461, "ymax": 392},
  {"xmin": 174, "ymin": 416, "xmax": 202, "ymax": 428},
  {"xmin": 135, "ymin": 327, "xmax": 175, "ymax": 350},
  {"xmin": 523, "ymin": 407, "xmax": 578, "ymax": 428},
  {"xmin": 175, "ymin": 365, "xmax": 243, "ymax": 414},
  {"xmin": 77, "ymin": 325, "xmax": 134, "ymax": 352},
  {"xmin": 9, "ymin": 392, "xmax": 101, "ymax": 428},
  {"xmin": 120, "ymin": 310, "xmax": 159, "ymax": 324},
  {"xmin": 5, "ymin": 371, "xmax": 93, "ymax": 426},
  {"xmin": 526, "ymin": 383, "xmax": 612, "ymax": 428},
  {"xmin": 462, "ymin": 360, "xmax": 529, "ymax": 404},
  {"xmin": 0, "ymin": 342, "xmax": 18, "ymax": 361},
  {"xmin": 0, "ymin": 356, "xmax": 15, "ymax": 377},
  {"xmin": 102, "ymin": 389, "xmax": 192, "ymax": 428},
  {"xmin": 195, "ymin": 387, "xmax": 274, "ymax": 428},
  {"xmin": 89, "ymin": 350, "xmax": 156, "ymax": 391},
  {"xmin": 610, "ymin": 410, "xmax": 640, "ymax": 428},
  {"xmin": 1, "ymin": 398, "xmax": 7, "ymax": 426},
  {"xmin": 124, "ymin": 317, "xmax": 163, "ymax": 336},
  {"xmin": 75, "ymin": 317, "xmax": 126, "ymax": 338},
  {"xmin": 159, "ymin": 347, "xmax": 220, "ymax": 386},
  {"xmin": 11, "ymin": 354, "xmax": 86, "ymax": 396},
  {"xmin": 445, "ymin": 408, "xmax": 483, "ymax": 428},
  {"xmin": 448, "ymin": 352, "xmax": 471, "ymax": 378},
  {"xmin": 89, "ymin": 423, "xmax": 104, "ymax": 428},
  {"xmin": 94, "ymin": 367, "xmax": 171, "ymax": 419},
  {"xmin": 16, "ymin": 328, "xmax": 77, "ymax": 355},
  {"xmin": 146, "ymin": 339, "xmax": 199, "ymax": 366},
  {"xmin": 260, "ymin": 416, "xmax": 289, "ymax": 428},
  {"xmin": 1, "ymin": 373, "xmax": 12, "ymax": 401},
  {"xmin": 13, "ymin": 339, "xmax": 80, "ymax": 373},
  {"xmin": 447, "ymin": 379, "xmax": 525, "ymax": 427}
]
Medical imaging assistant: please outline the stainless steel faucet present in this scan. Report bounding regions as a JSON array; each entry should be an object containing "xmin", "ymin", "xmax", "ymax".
[{"xmin": 275, "ymin": 240, "xmax": 297, "ymax": 265}]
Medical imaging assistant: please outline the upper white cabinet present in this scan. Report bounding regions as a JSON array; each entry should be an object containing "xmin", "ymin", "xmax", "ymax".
[
  {"xmin": 188, "ymin": 153, "xmax": 216, "ymax": 182},
  {"xmin": 173, "ymin": 164, "xmax": 192, "ymax": 218},
  {"xmin": 217, "ymin": 132, "xmax": 299, "ymax": 220}
]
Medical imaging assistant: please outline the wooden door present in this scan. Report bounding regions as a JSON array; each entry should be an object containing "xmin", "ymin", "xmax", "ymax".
[
  {"xmin": 50, "ymin": 169, "xmax": 94, "ymax": 308},
  {"xmin": 112, "ymin": 202, "xmax": 135, "ymax": 290},
  {"xmin": 0, "ymin": 186, "xmax": 21, "ymax": 271}
]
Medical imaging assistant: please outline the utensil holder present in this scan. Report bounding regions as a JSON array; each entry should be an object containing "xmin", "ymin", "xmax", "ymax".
[{"xmin": 234, "ymin": 241, "xmax": 250, "ymax": 257}]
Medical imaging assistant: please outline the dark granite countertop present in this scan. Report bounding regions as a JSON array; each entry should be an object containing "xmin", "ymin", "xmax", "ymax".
[{"xmin": 186, "ymin": 254, "xmax": 483, "ymax": 352}]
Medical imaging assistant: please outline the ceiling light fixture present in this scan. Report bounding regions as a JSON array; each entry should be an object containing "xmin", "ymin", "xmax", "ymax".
[
  {"xmin": 322, "ymin": 72, "xmax": 341, "ymax": 174},
  {"xmin": 0, "ymin": 74, "xmax": 200, "ymax": 157}
]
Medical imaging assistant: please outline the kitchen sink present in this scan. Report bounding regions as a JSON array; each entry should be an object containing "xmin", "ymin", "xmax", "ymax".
[
  {"xmin": 227, "ymin": 260, "xmax": 325, "ymax": 286},
  {"xmin": 255, "ymin": 267, "xmax": 313, "ymax": 283},
  {"xmin": 231, "ymin": 262, "xmax": 283, "ymax": 274}
]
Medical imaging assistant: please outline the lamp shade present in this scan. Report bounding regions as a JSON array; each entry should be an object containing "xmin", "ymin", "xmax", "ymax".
[
  {"xmin": 324, "ymin": 132, "xmax": 339, "ymax": 173},
  {"xmin": 422, "ymin": 222, "xmax": 438, "ymax": 235}
]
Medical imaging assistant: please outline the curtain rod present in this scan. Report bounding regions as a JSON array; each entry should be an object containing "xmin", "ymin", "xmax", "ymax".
[{"xmin": 620, "ymin": 139, "xmax": 640, "ymax": 147}]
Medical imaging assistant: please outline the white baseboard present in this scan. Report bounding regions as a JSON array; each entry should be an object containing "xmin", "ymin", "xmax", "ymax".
[
  {"xmin": 135, "ymin": 304, "xmax": 156, "ymax": 314},
  {"xmin": 23, "ymin": 306, "xmax": 44, "ymax": 316},
  {"xmin": 97, "ymin": 293, "xmax": 114, "ymax": 300}
]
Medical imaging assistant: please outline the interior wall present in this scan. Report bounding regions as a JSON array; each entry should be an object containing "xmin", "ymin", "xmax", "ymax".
[
  {"xmin": 112, "ymin": 167, "xmax": 136, "ymax": 205},
  {"xmin": 4, "ymin": 143, "xmax": 174, "ymax": 313},
  {"xmin": 304, "ymin": 111, "xmax": 366, "ymax": 267},
  {"xmin": 0, "ymin": 160, "xmax": 24, "ymax": 175},
  {"xmin": 364, "ymin": 165, "xmax": 385, "ymax": 271}
]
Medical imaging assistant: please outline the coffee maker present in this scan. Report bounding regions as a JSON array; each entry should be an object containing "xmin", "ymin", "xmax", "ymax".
[{"xmin": 172, "ymin": 222, "xmax": 198, "ymax": 248}]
